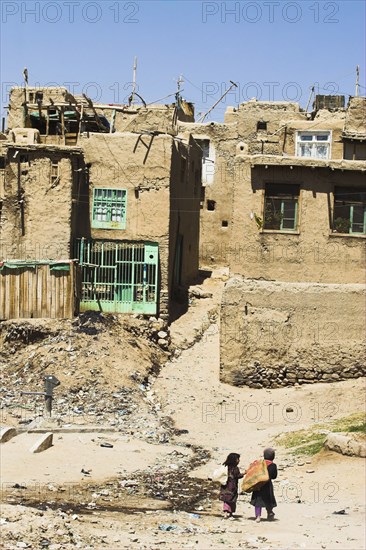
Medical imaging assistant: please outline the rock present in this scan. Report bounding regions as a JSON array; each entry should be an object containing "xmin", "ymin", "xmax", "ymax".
[
  {"xmin": 158, "ymin": 339, "xmax": 169, "ymax": 348},
  {"xmin": 157, "ymin": 331, "xmax": 168, "ymax": 339},
  {"xmin": 325, "ymin": 432, "xmax": 366, "ymax": 457},
  {"xmin": 189, "ymin": 288, "xmax": 213, "ymax": 299},
  {"xmin": 0, "ymin": 426, "xmax": 17, "ymax": 443},
  {"xmin": 30, "ymin": 432, "xmax": 53, "ymax": 453}
]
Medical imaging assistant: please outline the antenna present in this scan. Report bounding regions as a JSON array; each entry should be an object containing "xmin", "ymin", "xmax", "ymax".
[
  {"xmin": 198, "ymin": 80, "xmax": 238, "ymax": 123},
  {"xmin": 176, "ymin": 74, "xmax": 183, "ymax": 102},
  {"xmin": 129, "ymin": 56, "xmax": 137, "ymax": 106},
  {"xmin": 355, "ymin": 65, "xmax": 360, "ymax": 97},
  {"xmin": 305, "ymin": 85, "xmax": 315, "ymax": 113}
]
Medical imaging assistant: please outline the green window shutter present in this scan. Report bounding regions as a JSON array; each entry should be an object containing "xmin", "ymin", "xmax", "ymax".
[{"xmin": 92, "ymin": 188, "xmax": 127, "ymax": 230}]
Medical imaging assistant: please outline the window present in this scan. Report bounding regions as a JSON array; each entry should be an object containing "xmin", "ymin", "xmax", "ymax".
[
  {"xmin": 207, "ymin": 200, "xmax": 216, "ymax": 211},
  {"xmin": 92, "ymin": 188, "xmax": 127, "ymax": 229},
  {"xmin": 296, "ymin": 131, "xmax": 331, "ymax": 159},
  {"xmin": 343, "ymin": 142, "xmax": 366, "ymax": 161},
  {"xmin": 333, "ymin": 187, "xmax": 366, "ymax": 235},
  {"xmin": 263, "ymin": 183, "xmax": 300, "ymax": 232},
  {"xmin": 50, "ymin": 161, "xmax": 59, "ymax": 185},
  {"xmin": 257, "ymin": 121, "xmax": 267, "ymax": 131},
  {"xmin": 195, "ymin": 138, "xmax": 215, "ymax": 185}
]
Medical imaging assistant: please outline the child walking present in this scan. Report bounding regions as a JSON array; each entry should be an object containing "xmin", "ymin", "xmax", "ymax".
[
  {"xmin": 250, "ymin": 448, "xmax": 277, "ymax": 523},
  {"xmin": 219, "ymin": 453, "xmax": 244, "ymax": 519}
]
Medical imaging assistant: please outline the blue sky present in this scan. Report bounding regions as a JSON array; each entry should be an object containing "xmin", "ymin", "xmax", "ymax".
[{"xmin": 1, "ymin": 0, "xmax": 365, "ymax": 121}]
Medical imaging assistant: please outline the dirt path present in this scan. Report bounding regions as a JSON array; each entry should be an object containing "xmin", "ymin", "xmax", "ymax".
[{"xmin": 152, "ymin": 322, "xmax": 365, "ymax": 549}]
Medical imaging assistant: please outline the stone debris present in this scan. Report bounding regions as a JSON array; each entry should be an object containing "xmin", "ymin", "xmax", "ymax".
[
  {"xmin": 325, "ymin": 432, "xmax": 366, "ymax": 457},
  {"xmin": 29, "ymin": 432, "xmax": 53, "ymax": 454},
  {"xmin": 0, "ymin": 426, "xmax": 17, "ymax": 443}
]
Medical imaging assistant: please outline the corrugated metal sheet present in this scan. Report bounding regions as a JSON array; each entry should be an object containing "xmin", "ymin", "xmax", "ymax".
[{"xmin": 0, "ymin": 262, "xmax": 79, "ymax": 320}]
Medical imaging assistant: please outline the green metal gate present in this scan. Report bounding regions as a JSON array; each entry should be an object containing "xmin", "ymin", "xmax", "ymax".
[{"xmin": 74, "ymin": 239, "xmax": 159, "ymax": 314}]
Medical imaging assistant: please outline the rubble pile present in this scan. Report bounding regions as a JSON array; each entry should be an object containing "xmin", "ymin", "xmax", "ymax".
[{"xmin": 0, "ymin": 313, "xmax": 176, "ymax": 443}]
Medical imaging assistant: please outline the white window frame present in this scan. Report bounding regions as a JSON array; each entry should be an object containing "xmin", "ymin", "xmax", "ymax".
[
  {"xmin": 296, "ymin": 131, "xmax": 332, "ymax": 160},
  {"xmin": 195, "ymin": 137, "xmax": 215, "ymax": 186}
]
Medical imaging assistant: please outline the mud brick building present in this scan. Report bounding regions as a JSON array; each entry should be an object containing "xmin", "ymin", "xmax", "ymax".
[
  {"xmin": 179, "ymin": 95, "xmax": 366, "ymax": 387},
  {"xmin": 1, "ymin": 83, "xmax": 365, "ymax": 388},
  {"xmin": 0, "ymin": 87, "xmax": 201, "ymax": 320}
]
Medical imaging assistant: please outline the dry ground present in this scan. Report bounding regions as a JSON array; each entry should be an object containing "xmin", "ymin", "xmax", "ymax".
[{"xmin": 1, "ymin": 276, "xmax": 365, "ymax": 549}]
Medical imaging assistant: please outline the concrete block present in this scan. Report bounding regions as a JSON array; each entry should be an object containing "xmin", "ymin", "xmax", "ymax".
[
  {"xmin": 30, "ymin": 432, "xmax": 53, "ymax": 453},
  {"xmin": 0, "ymin": 427, "xmax": 17, "ymax": 443}
]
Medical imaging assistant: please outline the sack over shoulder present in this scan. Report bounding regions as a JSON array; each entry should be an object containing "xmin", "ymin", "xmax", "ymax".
[
  {"xmin": 241, "ymin": 459, "xmax": 269, "ymax": 493},
  {"xmin": 211, "ymin": 465, "xmax": 227, "ymax": 484}
]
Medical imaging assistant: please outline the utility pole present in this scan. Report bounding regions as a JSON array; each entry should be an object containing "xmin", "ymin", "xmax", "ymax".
[
  {"xmin": 355, "ymin": 65, "xmax": 360, "ymax": 97},
  {"xmin": 199, "ymin": 81, "xmax": 238, "ymax": 123}
]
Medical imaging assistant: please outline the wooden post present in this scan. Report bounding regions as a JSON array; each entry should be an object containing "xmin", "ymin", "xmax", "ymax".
[
  {"xmin": 110, "ymin": 109, "xmax": 116, "ymax": 133},
  {"xmin": 78, "ymin": 104, "xmax": 84, "ymax": 137},
  {"xmin": 17, "ymin": 155, "xmax": 25, "ymax": 236},
  {"xmin": 46, "ymin": 107, "xmax": 49, "ymax": 136},
  {"xmin": 61, "ymin": 107, "xmax": 65, "ymax": 144},
  {"xmin": 305, "ymin": 86, "xmax": 315, "ymax": 113}
]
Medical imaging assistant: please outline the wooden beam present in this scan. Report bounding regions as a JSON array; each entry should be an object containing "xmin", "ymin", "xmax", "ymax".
[
  {"xmin": 82, "ymin": 94, "xmax": 109, "ymax": 131},
  {"xmin": 46, "ymin": 107, "xmax": 49, "ymax": 136}
]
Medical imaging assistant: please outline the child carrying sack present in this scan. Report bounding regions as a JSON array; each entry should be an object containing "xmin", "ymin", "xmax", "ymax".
[
  {"xmin": 211, "ymin": 465, "xmax": 227, "ymax": 484},
  {"xmin": 241, "ymin": 459, "xmax": 269, "ymax": 493}
]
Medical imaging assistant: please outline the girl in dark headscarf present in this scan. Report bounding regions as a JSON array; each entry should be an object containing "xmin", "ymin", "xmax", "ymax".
[
  {"xmin": 219, "ymin": 453, "xmax": 244, "ymax": 519},
  {"xmin": 250, "ymin": 448, "xmax": 277, "ymax": 523}
]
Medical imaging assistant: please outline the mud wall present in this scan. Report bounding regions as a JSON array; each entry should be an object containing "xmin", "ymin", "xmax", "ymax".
[
  {"xmin": 1, "ymin": 148, "xmax": 77, "ymax": 261},
  {"xmin": 179, "ymin": 100, "xmax": 361, "ymax": 273},
  {"xmin": 7, "ymin": 87, "xmax": 69, "ymax": 130},
  {"xmin": 220, "ymin": 277, "xmax": 366, "ymax": 388},
  {"xmin": 229, "ymin": 162, "xmax": 366, "ymax": 284},
  {"xmin": 169, "ymin": 135, "xmax": 201, "ymax": 290},
  {"xmin": 79, "ymin": 133, "xmax": 172, "ymax": 311}
]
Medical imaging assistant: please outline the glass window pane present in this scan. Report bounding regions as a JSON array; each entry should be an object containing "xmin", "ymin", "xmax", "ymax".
[
  {"xmin": 282, "ymin": 218, "xmax": 295, "ymax": 229},
  {"xmin": 351, "ymin": 206, "xmax": 366, "ymax": 233},
  {"xmin": 283, "ymin": 199, "xmax": 296, "ymax": 218},
  {"xmin": 281, "ymin": 199, "xmax": 297, "ymax": 229},
  {"xmin": 314, "ymin": 144, "xmax": 329, "ymax": 159},
  {"xmin": 264, "ymin": 198, "xmax": 282, "ymax": 230},
  {"xmin": 300, "ymin": 144, "xmax": 312, "ymax": 157},
  {"xmin": 333, "ymin": 204, "xmax": 350, "ymax": 233}
]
